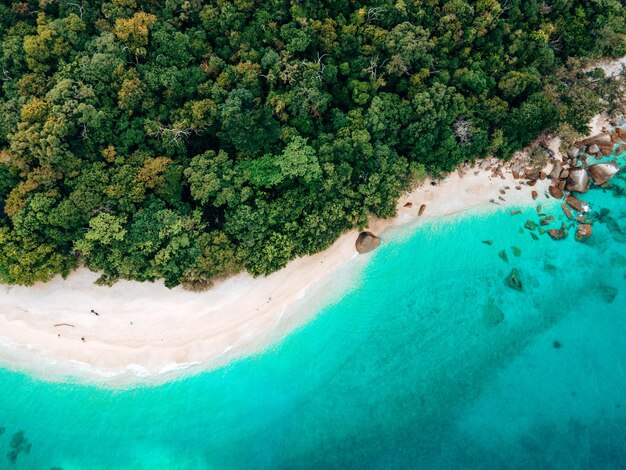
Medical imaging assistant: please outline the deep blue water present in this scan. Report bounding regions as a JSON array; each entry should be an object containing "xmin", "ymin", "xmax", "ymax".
[{"xmin": 0, "ymin": 154, "xmax": 625, "ymax": 469}]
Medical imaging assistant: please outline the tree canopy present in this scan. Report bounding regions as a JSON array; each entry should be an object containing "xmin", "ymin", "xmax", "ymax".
[{"xmin": 0, "ymin": 0, "xmax": 624, "ymax": 288}]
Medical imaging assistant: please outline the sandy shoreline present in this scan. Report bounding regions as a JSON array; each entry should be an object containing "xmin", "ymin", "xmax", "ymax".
[
  {"xmin": 1, "ymin": 55, "xmax": 623, "ymax": 386},
  {"xmin": 0, "ymin": 164, "xmax": 551, "ymax": 386}
]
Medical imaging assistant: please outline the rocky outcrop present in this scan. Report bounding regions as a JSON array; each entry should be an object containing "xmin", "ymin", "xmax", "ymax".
[
  {"xmin": 575, "ymin": 224, "xmax": 592, "ymax": 242},
  {"xmin": 565, "ymin": 167, "xmax": 589, "ymax": 193},
  {"xmin": 355, "ymin": 231, "xmax": 380, "ymax": 253},
  {"xmin": 588, "ymin": 162, "xmax": 619, "ymax": 186}
]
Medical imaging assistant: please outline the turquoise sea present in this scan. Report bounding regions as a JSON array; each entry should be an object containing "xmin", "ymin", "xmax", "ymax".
[{"xmin": 1, "ymin": 154, "xmax": 625, "ymax": 469}]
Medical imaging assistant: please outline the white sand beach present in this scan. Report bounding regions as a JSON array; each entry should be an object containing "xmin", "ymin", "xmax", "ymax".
[{"xmin": 0, "ymin": 162, "xmax": 551, "ymax": 386}]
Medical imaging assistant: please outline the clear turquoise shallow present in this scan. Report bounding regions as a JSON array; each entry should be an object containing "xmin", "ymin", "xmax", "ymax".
[{"xmin": 1, "ymin": 157, "xmax": 625, "ymax": 469}]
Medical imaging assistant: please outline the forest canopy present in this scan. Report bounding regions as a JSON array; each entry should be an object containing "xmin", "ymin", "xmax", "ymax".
[{"xmin": 0, "ymin": 0, "xmax": 624, "ymax": 288}]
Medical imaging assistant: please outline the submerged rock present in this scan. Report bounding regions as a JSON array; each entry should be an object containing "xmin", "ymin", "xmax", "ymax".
[
  {"xmin": 540, "ymin": 216, "xmax": 555, "ymax": 226},
  {"xmin": 525, "ymin": 220, "xmax": 538, "ymax": 231},
  {"xmin": 547, "ymin": 227, "xmax": 568, "ymax": 240},
  {"xmin": 511, "ymin": 246, "xmax": 522, "ymax": 257},
  {"xmin": 482, "ymin": 240, "xmax": 493, "ymax": 246},
  {"xmin": 565, "ymin": 167, "xmax": 590, "ymax": 193},
  {"xmin": 530, "ymin": 232, "xmax": 539, "ymax": 240},
  {"xmin": 355, "ymin": 231, "xmax": 380, "ymax": 253},
  {"xmin": 504, "ymin": 269, "xmax": 523, "ymax": 291},
  {"xmin": 483, "ymin": 303, "xmax": 505, "ymax": 327},
  {"xmin": 561, "ymin": 204, "xmax": 574, "ymax": 220},
  {"xmin": 588, "ymin": 162, "xmax": 619, "ymax": 186},
  {"xmin": 498, "ymin": 250, "xmax": 509, "ymax": 263},
  {"xmin": 598, "ymin": 285, "xmax": 618, "ymax": 303},
  {"xmin": 575, "ymin": 223, "xmax": 592, "ymax": 242}
]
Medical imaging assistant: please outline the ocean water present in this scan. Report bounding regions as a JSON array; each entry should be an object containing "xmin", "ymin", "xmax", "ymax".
[{"xmin": 0, "ymin": 155, "xmax": 625, "ymax": 469}]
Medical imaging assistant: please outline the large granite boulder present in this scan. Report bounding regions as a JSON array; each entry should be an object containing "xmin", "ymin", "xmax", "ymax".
[
  {"xmin": 588, "ymin": 162, "xmax": 619, "ymax": 186},
  {"xmin": 548, "ymin": 161, "xmax": 563, "ymax": 180},
  {"xmin": 355, "ymin": 231, "xmax": 380, "ymax": 253},
  {"xmin": 565, "ymin": 167, "xmax": 589, "ymax": 193}
]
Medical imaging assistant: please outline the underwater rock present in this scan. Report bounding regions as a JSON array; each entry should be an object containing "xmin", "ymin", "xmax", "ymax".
[
  {"xmin": 530, "ymin": 232, "xmax": 539, "ymax": 240},
  {"xmin": 355, "ymin": 231, "xmax": 380, "ymax": 253},
  {"xmin": 565, "ymin": 167, "xmax": 589, "ymax": 193},
  {"xmin": 483, "ymin": 303, "xmax": 505, "ymax": 327},
  {"xmin": 510, "ymin": 209, "xmax": 521, "ymax": 216},
  {"xmin": 418, "ymin": 204, "xmax": 427, "ymax": 216},
  {"xmin": 482, "ymin": 240, "xmax": 493, "ymax": 246},
  {"xmin": 498, "ymin": 250, "xmax": 509, "ymax": 263},
  {"xmin": 565, "ymin": 194, "xmax": 584, "ymax": 212},
  {"xmin": 553, "ymin": 340, "xmax": 562, "ymax": 349},
  {"xmin": 540, "ymin": 216, "xmax": 555, "ymax": 226},
  {"xmin": 504, "ymin": 269, "xmax": 523, "ymax": 291},
  {"xmin": 7, "ymin": 431, "xmax": 31, "ymax": 465},
  {"xmin": 547, "ymin": 227, "xmax": 567, "ymax": 240},
  {"xmin": 511, "ymin": 246, "xmax": 522, "ymax": 257},
  {"xmin": 0, "ymin": 426, "xmax": 4, "ymax": 436},
  {"xmin": 549, "ymin": 186, "xmax": 564, "ymax": 198},
  {"xmin": 588, "ymin": 162, "xmax": 619, "ymax": 186},
  {"xmin": 561, "ymin": 204, "xmax": 574, "ymax": 220},
  {"xmin": 598, "ymin": 285, "xmax": 618, "ymax": 303},
  {"xmin": 525, "ymin": 220, "xmax": 538, "ymax": 231},
  {"xmin": 575, "ymin": 224, "xmax": 592, "ymax": 242},
  {"xmin": 611, "ymin": 252, "xmax": 626, "ymax": 266}
]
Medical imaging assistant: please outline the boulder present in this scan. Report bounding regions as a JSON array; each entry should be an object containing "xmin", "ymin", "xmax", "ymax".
[
  {"xmin": 559, "ymin": 169, "xmax": 570, "ymax": 179},
  {"xmin": 616, "ymin": 127, "xmax": 626, "ymax": 140},
  {"xmin": 418, "ymin": 204, "xmax": 427, "ymax": 216},
  {"xmin": 587, "ymin": 144, "xmax": 600, "ymax": 155},
  {"xmin": 565, "ymin": 194, "xmax": 584, "ymax": 212},
  {"xmin": 588, "ymin": 162, "xmax": 619, "ymax": 186},
  {"xmin": 575, "ymin": 223, "xmax": 592, "ymax": 242},
  {"xmin": 403, "ymin": 202, "xmax": 413, "ymax": 208},
  {"xmin": 531, "ymin": 190, "xmax": 538, "ymax": 200},
  {"xmin": 504, "ymin": 269, "xmax": 523, "ymax": 291},
  {"xmin": 567, "ymin": 147, "xmax": 580, "ymax": 159},
  {"xmin": 548, "ymin": 186, "xmax": 564, "ymax": 198},
  {"xmin": 565, "ymin": 167, "xmax": 589, "ymax": 193},
  {"xmin": 355, "ymin": 231, "xmax": 380, "ymax": 253},
  {"xmin": 547, "ymin": 227, "xmax": 568, "ymax": 240},
  {"xmin": 582, "ymin": 133, "xmax": 613, "ymax": 147},
  {"xmin": 549, "ymin": 161, "xmax": 563, "ymax": 180}
]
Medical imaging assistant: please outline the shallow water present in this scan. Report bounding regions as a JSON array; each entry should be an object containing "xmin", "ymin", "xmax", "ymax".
[{"xmin": 0, "ymin": 155, "xmax": 625, "ymax": 469}]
